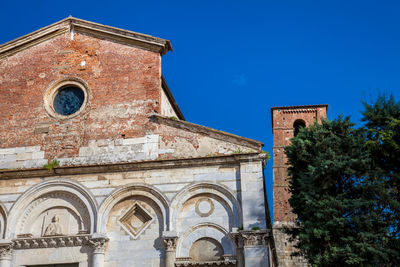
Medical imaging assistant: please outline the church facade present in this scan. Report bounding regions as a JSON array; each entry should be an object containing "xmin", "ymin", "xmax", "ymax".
[{"xmin": 0, "ymin": 18, "xmax": 276, "ymax": 267}]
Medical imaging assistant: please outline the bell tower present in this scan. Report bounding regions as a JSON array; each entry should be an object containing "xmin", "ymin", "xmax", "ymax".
[{"xmin": 271, "ymin": 104, "xmax": 328, "ymax": 266}]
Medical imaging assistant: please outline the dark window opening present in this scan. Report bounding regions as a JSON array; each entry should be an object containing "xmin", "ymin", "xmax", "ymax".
[
  {"xmin": 53, "ymin": 86, "xmax": 84, "ymax": 116},
  {"xmin": 293, "ymin": 119, "xmax": 306, "ymax": 137}
]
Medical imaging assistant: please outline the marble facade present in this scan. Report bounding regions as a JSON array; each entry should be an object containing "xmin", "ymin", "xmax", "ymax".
[{"xmin": 0, "ymin": 17, "xmax": 276, "ymax": 266}]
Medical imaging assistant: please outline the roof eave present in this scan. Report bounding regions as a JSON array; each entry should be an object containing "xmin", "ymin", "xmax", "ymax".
[
  {"xmin": 270, "ymin": 104, "xmax": 329, "ymax": 131},
  {"xmin": 161, "ymin": 76, "xmax": 185, "ymax": 120},
  {"xmin": 0, "ymin": 16, "xmax": 173, "ymax": 59}
]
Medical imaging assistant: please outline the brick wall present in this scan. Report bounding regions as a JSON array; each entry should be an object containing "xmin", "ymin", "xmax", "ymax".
[
  {"xmin": 271, "ymin": 105, "xmax": 327, "ymax": 223},
  {"xmin": 271, "ymin": 105, "xmax": 327, "ymax": 266},
  {"xmin": 0, "ymin": 32, "xmax": 161, "ymax": 161}
]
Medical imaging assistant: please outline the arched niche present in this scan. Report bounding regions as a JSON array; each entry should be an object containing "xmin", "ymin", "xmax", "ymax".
[
  {"xmin": 98, "ymin": 183, "xmax": 170, "ymax": 266},
  {"xmin": 97, "ymin": 183, "xmax": 170, "ymax": 234},
  {"xmin": 177, "ymin": 223, "xmax": 235, "ymax": 258},
  {"xmin": 7, "ymin": 179, "xmax": 97, "ymax": 239},
  {"xmin": 189, "ymin": 237, "xmax": 224, "ymax": 261},
  {"xmin": 170, "ymin": 183, "xmax": 242, "ymax": 232}
]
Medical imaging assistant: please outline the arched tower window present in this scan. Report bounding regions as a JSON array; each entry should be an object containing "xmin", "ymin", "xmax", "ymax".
[{"xmin": 293, "ymin": 119, "xmax": 306, "ymax": 137}]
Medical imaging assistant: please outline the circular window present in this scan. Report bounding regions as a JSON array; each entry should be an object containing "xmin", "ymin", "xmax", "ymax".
[
  {"xmin": 44, "ymin": 79, "xmax": 89, "ymax": 119},
  {"xmin": 53, "ymin": 86, "xmax": 85, "ymax": 115}
]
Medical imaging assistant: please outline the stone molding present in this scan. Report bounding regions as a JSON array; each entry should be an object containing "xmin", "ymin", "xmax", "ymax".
[
  {"xmin": 170, "ymin": 183, "xmax": 242, "ymax": 232},
  {"xmin": 0, "ymin": 152, "xmax": 265, "ymax": 180},
  {"xmin": 7, "ymin": 179, "xmax": 97, "ymax": 240},
  {"xmin": 117, "ymin": 201, "xmax": 155, "ymax": 240},
  {"xmin": 12, "ymin": 234, "xmax": 91, "ymax": 249},
  {"xmin": 230, "ymin": 230, "xmax": 271, "ymax": 247},
  {"xmin": 175, "ymin": 255, "xmax": 237, "ymax": 266},
  {"xmin": 12, "ymin": 234, "xmax": 108, "ymax": 254},
  {"xmin": 0, "ymin": 17, "xmax": 172, "ymax": 59},
  {"xmin": 18, "ymin": 190, "xmax": 89, "ymax": 235},
  {"xmin": 176, "ymin": 223, "xmax": 235, "ymax": 258},
  {"xmin": 194, "ymin": 197, "xmax": 214, "ymax": 217},
  {"xmin": 98, "ymin": 183, "xmax": 169, "ymax": 234}
]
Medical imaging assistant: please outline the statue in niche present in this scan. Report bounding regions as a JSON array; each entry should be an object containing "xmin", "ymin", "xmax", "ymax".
[{"xmin": 43, "ymin": 215, "xmax": 64, "ymax": 236}]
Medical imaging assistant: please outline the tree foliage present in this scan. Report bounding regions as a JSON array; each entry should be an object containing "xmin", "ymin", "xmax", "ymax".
[{"xmin": 285, "ymin": 95, "xmax": 400, "ymax": 266}]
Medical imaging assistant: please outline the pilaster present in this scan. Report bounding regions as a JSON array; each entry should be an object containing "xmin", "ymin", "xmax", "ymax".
[
  {"xmin": 87, "ymin": 234, "xmax": 108, "ymax": 267},
  {"xmin": 163, "ymin": 231, "xmax": 178, "ymax": 267},
  {"xmin": 239, "ymin": 160, "xmax": 267, "ymax": 229},
  {"xmin": 231, "ymin": 230, "xmax": 271, "ymax": 267}
]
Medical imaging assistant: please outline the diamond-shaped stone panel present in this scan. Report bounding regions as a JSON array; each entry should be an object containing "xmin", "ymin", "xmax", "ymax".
[{"xmin": 118, "ymin": 202, "xmax": 154, "ymax": 239}]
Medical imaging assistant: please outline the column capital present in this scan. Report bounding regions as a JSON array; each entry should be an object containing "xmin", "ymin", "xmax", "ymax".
[
  {"xmin": 87, "ymin": 234, "xmax": 108, "ymax": 254},
  {"xmin": 162, "ymin": 232, "xmax": 178, "ymax": 252},
  {"xmin": 230, "ymin": 229, "xmax": 271, "ymax": 248},
  {"xmin": 0, "ymin": 241, "xmax": 13, "ymax": 260}
]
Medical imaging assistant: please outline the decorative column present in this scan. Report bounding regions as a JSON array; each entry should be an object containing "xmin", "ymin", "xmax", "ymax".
[
  {"xmin": 0, "ymin": 242, "xmax": 13, "ymax": 267},
  {"xmin": 163, "ymin": 231, "xmax": 178, "ymax": 267},
  {"xmin": 87, "ymin": 234, "xmax": 108, "ymax": 267},
  {"xmin": 231, "ymin": 230, "xmax": 271, "ymax": 267}
]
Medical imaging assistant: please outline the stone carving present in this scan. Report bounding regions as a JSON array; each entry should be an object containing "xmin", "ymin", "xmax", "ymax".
[
  {"xmin": 195, "ymin": 198, "xmax": 214, "ymax": 217},
  {"xmin": 87, "ymin": 236, "xmax": 108, "ymax": 254},
  {"xmin": 18, "ymin": 191, "xmax": 89, "ymax": 236},
  {"xmin": 43, "ymin": 215, "xmax": 64, "ymax": 236},
  {"xmin": 230, "ymin": 230, "xmax": 270, "ymax": 247},
  {"xmin": 163, "ymin": 236, "xmax": 178, "ymax": 251},
  {"xmin": 175, "ymin": 256, "xmax": 236, "ymax": 266},
  {"xmin": 0, "ymin": 243, "xmax": 13, "ymax": 259},
  {"xmin": 118, "ymin": 202, "xmax": 154, "ymax": 239},
  {"xmin": 12, "ymin": 235, "xmax": 91, "ymax": 249}
]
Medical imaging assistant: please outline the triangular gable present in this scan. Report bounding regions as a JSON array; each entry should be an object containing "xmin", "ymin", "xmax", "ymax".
[{"xmin": 0, "ymin": 16, "xmax": 172, "ymax": 59}]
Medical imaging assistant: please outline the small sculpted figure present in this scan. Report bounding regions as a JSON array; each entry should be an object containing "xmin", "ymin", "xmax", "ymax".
[{"xmin": 43, "ymin": 215, "xmax": 64, "ymax": 236}]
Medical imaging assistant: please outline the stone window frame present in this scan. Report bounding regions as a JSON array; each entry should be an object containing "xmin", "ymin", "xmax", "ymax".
[
  {"xmin": 117, "ymin": 201, "xmax": 155, "ymax": 240},
  {"xmin": 195, "ymin": 197, "xmax": 215, "ymax": 217},
  {"xmin": 43, "ymin": 78, "xmax": 90, "ymax": 120}
]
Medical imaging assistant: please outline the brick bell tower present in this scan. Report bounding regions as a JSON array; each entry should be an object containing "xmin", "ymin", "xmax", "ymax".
[{"xmin": 271, "ymin": 104, "xmax": 328, "ymax": 267}]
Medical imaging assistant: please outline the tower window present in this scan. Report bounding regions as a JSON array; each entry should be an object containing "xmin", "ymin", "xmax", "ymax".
[{"xmin": 293, "ymin": 119, "xmax": 306, "ymax": 137}]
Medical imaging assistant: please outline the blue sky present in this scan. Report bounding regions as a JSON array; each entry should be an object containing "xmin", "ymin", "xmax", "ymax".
[{"xmin": 1, "ymin": 0, "xmax": 400, "ymax": 220}]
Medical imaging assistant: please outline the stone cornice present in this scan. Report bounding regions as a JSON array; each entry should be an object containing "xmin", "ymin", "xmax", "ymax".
[
  {"xmin": 11, "ymin": 234, "xmax": 109, "ymax": 253},
  {"xmin": 151, "ymin": 114, "xmax": 264, "ymax": 150},
  {"xmin": 12, "ymin": 234, "xmax": 92, "ymax": 249},
  {"xmin": 0, "ymin": 16, "xmax": 172, "ymax": 59},
  {"xmin": 0, "ymin": 153, "xmax": 266, "ymax": 180},
  {"xmin": 175, "ymin": 256, "xmax": 236, "ymax": 266}
]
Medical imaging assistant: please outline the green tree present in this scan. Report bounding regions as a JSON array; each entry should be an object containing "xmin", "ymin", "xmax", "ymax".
[
  {"xmin": 285, "ymin": 95, "xmax": 400, "ymax": 266},
  {"xmin": 362, "ymin": 95, "xmax": 400, "ymax": 264}
]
